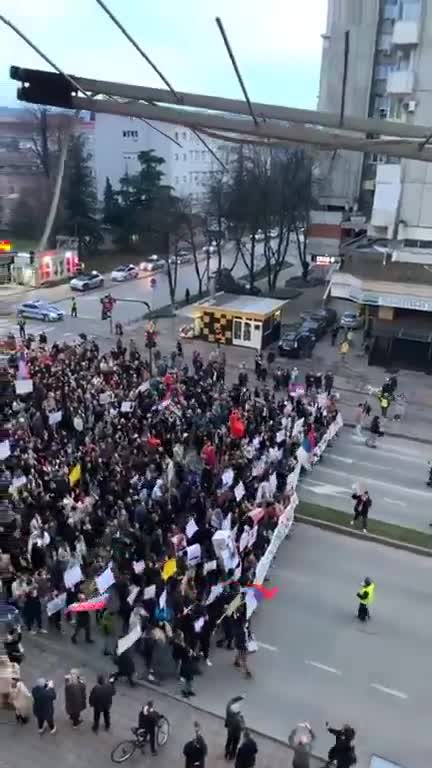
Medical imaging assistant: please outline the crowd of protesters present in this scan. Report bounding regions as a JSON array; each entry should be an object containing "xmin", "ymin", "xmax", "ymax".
[{"xmin": 0, "ymin": 334, "xmax": 341, "ymax": 720}]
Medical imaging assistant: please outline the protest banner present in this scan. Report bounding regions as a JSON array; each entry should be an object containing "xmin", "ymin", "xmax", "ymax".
[
  {"xmin": 46, "ymin": 593, "xmax": 66, "ymax": 616},
  {"xmin": 49, "ymin": 410, "xmax": 62, "ymax": 426},
  {"xmin": 15, "ymin": 378, "xmax": 33, "ymax": 395},
  {"xmin": 143, "ymin": 585, "xmax": 156, "ymax": 600},
  {"xmin": 0, "ymin": 440, "xmax": 10, "ymax": 460},
  {"xmin": 185, "ymin": 519, "xmax": 198, "ymax": 539},
  {"xmin": 117, "ymin": 624, "xmax": 142, "ymax": 656},
  {"xmin": 121, "ymin": 401, "xmax": 134, "ymax": 413},
  {"xmin": 64, "ymin": 563, "xmax": 83, "ymax": 590},
  {"xmin": 186, "ymin": 543, "xmax": 201, "ymax": 567},
  {"xmin": 95, "ymin": 565, "xmax": 115, "ymax": 595}
]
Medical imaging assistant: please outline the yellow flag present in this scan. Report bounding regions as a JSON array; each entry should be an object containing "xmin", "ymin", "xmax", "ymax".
[
  {"xmin": 69, "ymin": 463, "xmax": 81, "ymax": 487},
  {"xmin": 162, "ymin": 558, "xmax": 177, "ymax": 581}
]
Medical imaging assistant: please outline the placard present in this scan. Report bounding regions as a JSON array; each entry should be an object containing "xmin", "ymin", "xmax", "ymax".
[
  {"xmin": 69, "ymin": 464, "xmax": 81, "ymax": 487},
  {"xmin": 95, "ymin": 566, "xmax": 115, "ymax": 595},
  {"xmin": 127, "ymin": 585, "xmax": 140, "ymax": 606},
  {"xmin": 222, "ymin": 512, "xmax": 231, "ymax": 531},
  {"xmin": 0, "ymin": 440, "xmax": 10, "ymax": 460},
  {"xmin": 222, "ymin": 468, "xmax": 234, "ymax": 488},
  {"xmin": 143, "ymin": 584, "xmax": 156, "ymax": 600},
  {"xmin": 64, "ymin": 564, "xmax": 83, "ymax": 589},
  {"xmin": 133, "ymin": 560, "xmax": 145, "ymax": 574},
  {"xmin": 186, "ymin": 543, "xmax": 201, "ymax": 566},
  {"xmin": 15, "ymin": 378, "xmax": 33, "ymax": 395},
  {"xmin": 121, "ymin": 401, "xmax": 134, "ymax": 413},
  {"xmin": 99, "ymin": 392, "xmax": 111, "ymax": 405},
  {"xmin": 49, "ymin": 410, "xmax": 62, "ymax": 426},
  {"xmin": 204, "ymin": 559, "xmax": 217, "ymax": 575},
  {"xmin": 186, "ymin": 519, "xmax": 198, "ymax": 539},
  {"xmin": 117, "ymin": 624, "xmax": 142, "ymax": 656},
  {"xmin": 46, "ymin": 592, "xmax": 66, "ymax": 616},
  {"xmin": 194, "ymin": 617, "xmax": 205, "ymax": 633},
  {"xmin": 234, "ymin": 481, "xmax": 245, "ymax": 502},
  {"xmin": 73, "ymin": 416, "xmax": 84, "ymax": 432},
  {"xmin": 206, "ymin": 584, "xmax": 224, "ymax": 605},
  {"xmin": 162, "ymin": 558, "xmax": 177, "ymax": 581},
  {"xmin": 10, "ymin": 475, "xmax": 27, "ymax": 491}
]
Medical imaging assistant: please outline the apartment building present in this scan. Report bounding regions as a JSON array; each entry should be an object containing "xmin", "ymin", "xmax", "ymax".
[
  {"xmin": 310, "ymin": 0, "xmax": 432, "ymax": 256},
  {"xmin": 92, "ymin": 113, "xmax": 223, "ymax": 205}
]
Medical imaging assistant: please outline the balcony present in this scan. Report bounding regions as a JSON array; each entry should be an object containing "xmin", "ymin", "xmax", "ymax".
[
  {"xmin": 386, "ymin": 69, "xmax": 415, "ymax": 95},
  {"xmin": 392, "ymin": 20, "xmax": 420, "ymax": 46}
]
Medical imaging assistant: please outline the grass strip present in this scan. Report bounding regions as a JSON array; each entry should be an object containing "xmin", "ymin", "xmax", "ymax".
[{"xmin": 298, "ymin": 501, "xmax": 432, "ymax": 550}]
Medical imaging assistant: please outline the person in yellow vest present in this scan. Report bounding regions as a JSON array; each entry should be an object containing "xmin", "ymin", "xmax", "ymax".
[
  {"xmin": 356, "ymin": 577, "xmax": 375, "ymax": 622},
  {"xmin": 379, "ymin": 393, "xmax": 390, "ymax": 418},
  {"xmin": 339, "ymin": 339, "xmax": 349, "ymax": 361}
]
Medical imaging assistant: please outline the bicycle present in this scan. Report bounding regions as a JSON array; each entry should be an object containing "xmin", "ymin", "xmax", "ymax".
[{"xmin": 111, "ymin": 718, "xmax": 170, "ymax": 763}]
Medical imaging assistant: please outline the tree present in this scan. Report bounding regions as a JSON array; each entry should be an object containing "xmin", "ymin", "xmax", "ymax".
[
  {"xmin": 102, "ymin": 176, "xmax": 121, "ymax": 227},
  {"xmin": 61, "ymin": 134, "xmax": 101, "ymax": 259},
  {"xmin": 204, "ymin": 175, "xmax": 227, "ymax": 272},
  {"xmin": 9, "ymin": 195, "xmax": 40, "ymax": 239},
  {"xmin": 176, "ymin": 197, "xmax": 206, "ymax": 297}
]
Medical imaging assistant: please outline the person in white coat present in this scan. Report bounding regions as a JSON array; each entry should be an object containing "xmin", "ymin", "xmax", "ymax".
[{"xmin": 10, "ymin": 677, "xmax": 32, "ymax": 724}]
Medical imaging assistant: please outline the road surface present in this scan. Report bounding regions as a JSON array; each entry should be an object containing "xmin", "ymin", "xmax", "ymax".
[{"xmin": 298, "ymin": 427, "xmax": 432, "ymax": 531}]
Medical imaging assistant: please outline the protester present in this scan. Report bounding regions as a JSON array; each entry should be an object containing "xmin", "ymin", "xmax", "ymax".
[
  {"xmin": 183, "ymin": 722, "xmax": 208, "ymax": 768},
  {"xmin": 235, "ymin": 729, "xmax": 258, "ymax": 768},
  {"xmin": 64, "ymin": 669, "xmax": 87, "ymax": 727},
  {"xmin": 350, "ymin": 490, "xmax": 372, "ymax": 533},
  {"xmin": 325, "ymin": 723, "xmax": 356, "ymax": 768},
  {"xmin": 31, "ymin": 678, "xmax": 56, "ymax": 734},
  {"xmin": 10, "ymin": 676, "xmax": 32, "ymax": 724},
  {"xmin": 138, "ymin": 700, "xmax": 159, "ymax": 755},
  {"xmin": 288, "ymin": 722, "xmax": 315, "ymax": 768},
  {"xmin": 225, "ymin": 695, "xmax": 246, "ymax": 760},
  {"xmin": 89, "ymin": 673, "xmax": 116, "ymax": 732}
]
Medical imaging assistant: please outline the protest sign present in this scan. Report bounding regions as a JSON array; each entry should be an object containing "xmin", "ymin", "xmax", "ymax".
[
  {"xmin": 186, "ymin": 519, "xmax": 198, "ymax": 539},
  {"xmin": 162, "ymin": 558, "xmax": 177, "ymax": 581},
  {"xmin": 121, "ymin": 401, "xmax": 134, "ymax": 413},
  {"xmin": 0, "ymin": 440, "xmax": 10, "ymax": 460},
  {"xmin": 69, "ymin": 464, "xmax": 81, "ymax": 487},
  {"xmin": 143, "ymin": 585, "xmax": 156, "ymax": 600},
  {"xmin": 64, "ymin": 564, "xmax": 83, "ymax": 589},
  {"xmin": 222, "ymin": 512, "xmax": 232, "ymax": 531},
  {"xmin": 99, "ymin": 392, "xmax": 111, "ymax": 405},
  {"xmin": 186, "ymin": 543, "xmax": 201, "ymax": 567},
  {"xmin": 222, "ymin": 468, "xmax": 234, "ymax": 488},
  {"xmin": 234, "ymin": 481, "xmax": 245, "ymax": 502},
  {"xmin": 127, "ymin": 585, "xmax": 140, "ymax": 606},
  {"xmin": 49, "ymin": 410, "xmax": 63, "ymax": 426},
  {"xmin": 194, "ymin": 617, "xmax": 205, "ymax": 633},
  {"xmin": 117, "ymin": 624, "xmax": 142, "ymax": 656},
  {"xmin": 133, "ymin": 561, "xmax": 145, "ymax": 574},
  {"xmin": 46, "ymin": 593, "xmax": 66, "ymax": 616},
  {"xmin": 15, "ymin": 378, "xmax": 33, "ymax": 395},
  {"xmin": 10, "ymin": 475, "xmax": 27, "ymax": 491},
  {"xmin": 204, "ymin": 560, "xmax": 217, "ymax": 575},
  {"xmin": 73, "ymin": 416, "xmax": 84, "ymax": 432},
  {"xmin": 206, "ymin": 584, "xmax": 224, "ymax": 605},
  {"xmin": 95, "ymin": 565, "xmax": 115, "ymax": 595}
]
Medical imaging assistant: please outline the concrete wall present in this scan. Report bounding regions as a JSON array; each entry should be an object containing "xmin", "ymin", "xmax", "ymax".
[{"xmin": 317, "ymin": 0, "xmax": 380, "ymax": 206}]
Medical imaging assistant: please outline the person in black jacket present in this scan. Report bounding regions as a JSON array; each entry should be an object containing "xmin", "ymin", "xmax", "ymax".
[
  {"xmin": 138, "ymin": 700, "xmax": 159, "ymax": 755},
  {"xmin": 235, "ymin": 730, "xmax": 258, "ymax": 768},
  {"xmin": 71, "ymin": 595, "xmax": 93, "ymax": 644},
  {"xmin": 350, "ymin": 490, "xmax": 372, "ymax": 532},
  {"xmin": 112, "ymin": 648, "xmax": 136, "ymax": 686},
  {"xmin": 4, "ymin": 624, "xmax": 24, "ymax": 665},
  {"xmin": 89, "ymin": 674, "xmax": 116, "ymax": 732},
  {"xmin": 32, "ymin": 678, "xmax": 56, "ymax": 734},
  {"xmin": 183, "ymin": 722, "xmax": 207, "ymax": 768},
  {"xmin": 225, "ymin": 695, "xmax": 245, "ymax": 760},
  {"xmin": 325, "ymin": 723, "xmax": 356, "ymax": 767}
]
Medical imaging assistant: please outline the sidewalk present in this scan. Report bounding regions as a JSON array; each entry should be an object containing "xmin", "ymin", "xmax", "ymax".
[{"xmin": 2, "ymin": 628, "xmax": 326, "ymax": 768}]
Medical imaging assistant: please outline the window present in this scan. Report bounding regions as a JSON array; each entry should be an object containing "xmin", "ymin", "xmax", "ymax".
[
  {"xmin": 375, "ymin": 64, "xmax": 390, "ymax": 80},
  {"xmin": 233, "ymin": 319, "xmax": 242, "ymax": 340},
  {"xmin": 175, "ymin": 176, "xmax": 179, "ymax": 184},
  {"xmin": 174, "ymin": 153, "xmax": 179, "ymax": 161},
  {"xmin": 182, "ymin": 132, "xmax": 187, "ymax": 140},
  {"xmin": 402, "ymin": 2, "xmax": 421, "ymax": 21},
  {"xmin": 243, "ymin": 322, "xmax": 252, "ymax": 342},
  {"xmin": 183, "ymin": 153, "xmax": 187, "ymax": 161},
  {"xmin": 183, "ymin": 176, "xmax": 187, "ymax": 183},
  {"xmin": 383, "ymin": 2, "xmax": 398, "ymax": 19},
  {"xmin": 201, "ymin": 151, "xmax": 206, "ymax": 160},
  {"xmin": 190, "ymin": 151, "xmax": 194, "ymax": 160},
  {"xmin": 175, "ymin": 131, "xmax": 179, "ymax": 141}
]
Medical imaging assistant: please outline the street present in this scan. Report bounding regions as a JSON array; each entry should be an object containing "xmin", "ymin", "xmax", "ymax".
[
  {"xmin": 298, "ymin": 427, "xmax": 432, "ymax": 530},
  {"xmin": 8, "ymin": 525, "xmax": 431, "ymax": 768}
]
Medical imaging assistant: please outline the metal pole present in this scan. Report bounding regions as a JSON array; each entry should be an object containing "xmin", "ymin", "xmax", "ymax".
[
  {"xmin": 148, "ymin": 344, "xmax": 153, "ymax": 377},
  {"xmin": 339, "ymin": 30, "xmax": 350, "ymax": 128},
  {"xmin": 215, "ymin": 17, "xmax": 258, "ymax": 126}
]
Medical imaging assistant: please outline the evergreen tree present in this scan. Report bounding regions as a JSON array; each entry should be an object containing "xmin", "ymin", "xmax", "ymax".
[
  {"xmin": 61, "ymin": 134, "xmax": 101, "ymax": 258},
  {"xmin": 102, "ymin": 176, "xmax": 120, "ymax": 226}
]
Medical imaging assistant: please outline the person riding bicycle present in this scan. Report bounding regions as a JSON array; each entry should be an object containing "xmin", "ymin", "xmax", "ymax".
[{"xmin": 138, "ymin": 700, "xmax": 159, "ymax": 755}]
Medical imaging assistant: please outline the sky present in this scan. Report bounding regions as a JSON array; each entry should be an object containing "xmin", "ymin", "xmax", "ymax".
[{"xmin": 0, "ymin": 0, "xmax": 327, "ymax": 112}]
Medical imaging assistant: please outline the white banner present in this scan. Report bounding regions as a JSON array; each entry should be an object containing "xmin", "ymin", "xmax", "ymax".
[
  {"xmin": 64, "ymin": 564, "xmax": 83, "ymax": 590},
  {"xmin": 117, "ymin": 624, "xmax": 142, "ymax": 656},
  {"xmin": 47, "ymin": 593, "xmax": 66, "ymax": 616}
]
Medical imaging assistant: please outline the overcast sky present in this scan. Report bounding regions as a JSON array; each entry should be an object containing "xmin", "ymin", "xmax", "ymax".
[{"xmin": 0, "ymin": 0, "xmax": 327, "ymax": 110}]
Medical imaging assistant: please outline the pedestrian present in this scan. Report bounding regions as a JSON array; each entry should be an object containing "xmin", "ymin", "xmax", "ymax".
[
  {"xmin": 356, "ymin": 577, "xmax": 375, "ymax": 622},
  {"xmin": 224, "ymin": 695, "xmax": 245, "ymax": 760},
  {"xmin": 365, "ymin": 415, "xmax": 383, "ymax": 448},
  {"xmin": 183, "ymin": 722, "xmax": 207, "ymax": 768},
  {"xmin": 254, "ymin": 352, "xmax": 262, "ymax": 378},
  {"xmin": 379, "ymin": 392, "xmax": 390, "ymax": 418},
  {"xmin": 31, "ymin": 677, "xmax": 56, "ymax": 734},
  {"xmin": 325, "ymin": 723, "xmax": 356, "ymax": 767},
  {"xmin": 138, "ymin": 700, "xmax": 159, "ymax": 755},
  {"xmin": 71, "ymin": 594, "xmax": 93, "ymax": 644},
  {"xmin": 185, "ymin": 288, "xmax": 191, "ymax": 304},
  {"xmin": 324, "ymin": 371, "xmax": 334, "ymax": 396},
  {"xmin": 112, "ymin": 648, "xmax": 136, "ymax": 686},
  {"xmin": 288, "ymin": 722, "xmax": 315, "ymax": 768},
  {"xmin": 89, "ymin": 673, "xmax": 116, "ymax": 732},
  {"xmin": 350, "ymin": 489, "xmax": 372, "ymax": 532},
  {"xmin": 235, "ymin": 729, "xmax": 258, "ymax": 768},
  {"xmin": 64, "ymin": 669, "xmax": 87, "ymax": 727},
  {"xmin": 233, "ymin": 614, "xmax": 252, "ymax": 679},
  {"xmin": 23, "ymin": 588, "xmax": 46, "ymax": 634},
  {"xmin": 353, "ymin": 403, "xmax": 365, "ymax": 439},
  {"xmin": 99, "ymin": 609, "xmax": 115, "ymax": 656},
  {"xmin": 331, "ymin": 325, "xmax": 339, "ymax": 346},
  {"xmin": 4, "ymin": 623, "xmax": 24, "ymax": 665},
  {"xmin": 71, "ymin": 297, "xmax": 78, "ymax": 318},
  {"xmin": 10, "ymin": 676, "xmax": 32, "ymax": 724},
  {"xmin": 18, "ymin": 317, "xmax": 26, "ymax": 339},
  {"xmin": 339, "ymin": 340, "xmax": 349, "ymax": 361}
]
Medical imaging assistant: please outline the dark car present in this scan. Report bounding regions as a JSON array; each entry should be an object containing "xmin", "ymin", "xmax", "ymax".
[
  {"xmin": 299, "ymin": 313, "xmax": 328, "ymax": 337},
  {"xmin": 301, "ymin": 307, "xmax": 338, "ymax": 328},
  {"xmin": 278, "ymin": 328, "xmax": 316, "ymax": 358},
  {"xmin": 299, "ymin": 319, "xmax": 326, "ymax": 340}
]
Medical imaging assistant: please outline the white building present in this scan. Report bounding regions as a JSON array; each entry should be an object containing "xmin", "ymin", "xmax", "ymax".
[
  {"xmin": 92, "ymin": 113, "xmax": 224, "ymax": 205},
  {"xmin": 310, "ymin": 0, "xmax": 432, "ymax": 255}
]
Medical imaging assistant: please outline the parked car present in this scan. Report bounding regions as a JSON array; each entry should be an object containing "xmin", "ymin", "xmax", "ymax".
[
  {"xmin": 70, "ymin": 270, "xmax": 104, "ymax": 291},
  {"xmin": 340, "ymin": 310, "xmax": 363, "ymax": 329},
  {"xmin": 139, "ymin": 255, "xmax": 165, "ymax": 272},
  {"xmin": 278, "ymin": 327, "xmax": 316, "ymax": 358},
  {"xmin": 111, "ymin": 264, "xmax": 139, "ymax": 281},
  {"xmin": 16, "ymin": 300, "xmax": 65, "ymax": 322},
  {"xmin": 300, "ymin": 307, "xmax": 338, "ymax": 329},
  {"xmin": 300, "ymin": 317, "xmax": 327, "ymax": 340}
]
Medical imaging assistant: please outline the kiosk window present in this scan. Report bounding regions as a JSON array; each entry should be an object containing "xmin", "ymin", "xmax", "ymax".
[{"xmin": 233, "ymin": 319, "xmax": 242, "ymax": 340}]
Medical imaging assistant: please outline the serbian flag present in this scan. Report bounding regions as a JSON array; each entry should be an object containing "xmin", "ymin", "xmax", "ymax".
[
  {"xmin": 66, "ymin": 594, "xmax": 108, "ymax": 613},
  {"xmin": 245, "ymin": 584, "xmax": 278, "ymax": 601}
]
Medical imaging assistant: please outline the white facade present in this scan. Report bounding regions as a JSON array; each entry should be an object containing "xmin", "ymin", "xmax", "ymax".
[{"xmin": 92, "ymin": 113, "xmax": 223, "ymax": 205}]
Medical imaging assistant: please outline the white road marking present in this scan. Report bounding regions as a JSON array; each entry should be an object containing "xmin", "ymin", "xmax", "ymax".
[
  {"xmin": 370, "ymin": 683, "xmax": 408, "ymax": 699},
  {"xmin": 301, "ymin": 480, "xmax": 350, "ymax": 496},
  {"xmin": 328, "ymin": 454, "xmax": 354, "ymax": 464},
  {"xmin": 383, "ymin": 498, "xmax": 406, "ymax": 507},
  {"xmin": 256, "ymin": 641, "xmax": 278, "ymax": 652},
  {"xmin": 305, "ymin": 660, "xmax": 342, "ymax": 675},
  {"xmin": 316, "ymin": 466, "xmax": 432, "ymax": 498}
]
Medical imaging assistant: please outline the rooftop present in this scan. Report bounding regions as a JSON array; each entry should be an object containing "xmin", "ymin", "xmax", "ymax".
[
  {"xmin": 341, "ymin": 252, "xmax": 432, "ymax": 285},
  {"xmin": 195, "ymin": 292, "xmax": 288, "ymax": 315}
]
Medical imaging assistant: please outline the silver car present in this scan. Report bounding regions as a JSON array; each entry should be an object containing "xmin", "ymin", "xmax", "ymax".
[
  {"xmin": 70, "ymin": 270, "xmax": 104, "ymax": 291},
  {"xmin": 16, "ymin": 300, "xmax": 65, "ymax": 322},
  {"xmin": 340, "ymin": 311, "xmax": 363, "ymax": 329}
]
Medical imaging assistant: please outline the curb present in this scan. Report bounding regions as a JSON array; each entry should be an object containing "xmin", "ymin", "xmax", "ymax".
[
  {"xmin": 342, "ymin": 420, "xmax": 432, "ymax": 446},
  {"xmin": 295, "ymin": 515, "xmax": 432, "ymax": 557},
  {"xmin": 133, "ymin": 678, "xmax": 326, "ymax": 764}
]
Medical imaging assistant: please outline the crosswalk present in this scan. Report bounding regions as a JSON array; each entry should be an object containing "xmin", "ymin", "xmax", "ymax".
[{"xmin": 298, "ymin": 427, "xmax": 431, "ymax": 530}]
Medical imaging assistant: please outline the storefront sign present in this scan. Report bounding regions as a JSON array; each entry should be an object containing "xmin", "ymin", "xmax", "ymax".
[{"xmin": 349, "ymin": 289, "xmax": 432, "ymax": 312}]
